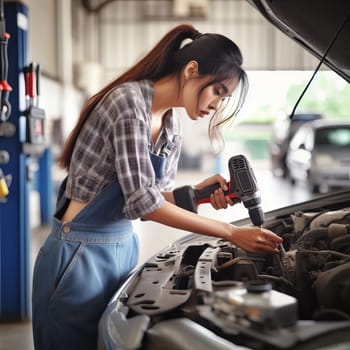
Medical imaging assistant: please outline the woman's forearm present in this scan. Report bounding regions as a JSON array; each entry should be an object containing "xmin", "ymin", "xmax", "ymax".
[
  {"xmin": 143, "ymin": 201, "xmax": 231, "ymax": 239},
  {"xmin": 161, "ymin": 191, "xmax": 175, "ymax": 204}
]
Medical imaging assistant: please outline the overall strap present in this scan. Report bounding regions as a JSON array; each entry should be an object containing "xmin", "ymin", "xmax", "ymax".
[{"xmin": 54, "ymin": 176, "xmax": 69, "ymax": 220}]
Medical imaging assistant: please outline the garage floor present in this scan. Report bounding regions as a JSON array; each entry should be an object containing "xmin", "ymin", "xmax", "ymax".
[{"xmin": 0, "ymin": 318, "xmax": 35, "ymax": 350}]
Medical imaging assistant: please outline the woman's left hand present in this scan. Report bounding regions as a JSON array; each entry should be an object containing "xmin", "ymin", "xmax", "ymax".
[{"xmin": 195, "ymin": 174, "xmax": 234, "ymax": 210}]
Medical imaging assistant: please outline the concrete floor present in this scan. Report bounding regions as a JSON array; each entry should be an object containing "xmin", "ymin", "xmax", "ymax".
[
  {"xmin": 0, "ymin": 161, "xmax": 314, "ymax": 350},
  {"xmin": 0, "ymin": 321, "xmax": 34, "ymax": 350}
]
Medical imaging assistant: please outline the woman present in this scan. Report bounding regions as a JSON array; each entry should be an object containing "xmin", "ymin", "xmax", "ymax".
[{"xmin": 32, "ymin": 24, "xmax": 282, "ymax": 350}]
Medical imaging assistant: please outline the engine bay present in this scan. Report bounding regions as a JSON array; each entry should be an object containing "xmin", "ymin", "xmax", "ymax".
[{"xmin": 101, "ymin": 194, "xmax": 350, "ymax": 350}]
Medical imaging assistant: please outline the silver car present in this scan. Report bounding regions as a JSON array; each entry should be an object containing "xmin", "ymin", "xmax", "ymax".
[{"xmin": 286, "ymin": 120, "xmax": 350, "ymax": 193}]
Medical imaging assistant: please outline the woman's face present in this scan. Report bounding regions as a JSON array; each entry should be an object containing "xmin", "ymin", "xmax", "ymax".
[{"xmin": 182, "ymin": 76, "xmax": 238, "ymax": 120}]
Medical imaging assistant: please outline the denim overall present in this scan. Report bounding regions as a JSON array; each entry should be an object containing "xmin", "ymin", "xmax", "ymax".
[{"xmin": 32, "ymin": 146, "xmax": 172, "ymax": 350}]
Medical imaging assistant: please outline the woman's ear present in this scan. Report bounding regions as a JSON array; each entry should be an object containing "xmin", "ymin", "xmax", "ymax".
[{"xmin": 183, "ymin": 60, "xmax": 199, "ymax": 80}]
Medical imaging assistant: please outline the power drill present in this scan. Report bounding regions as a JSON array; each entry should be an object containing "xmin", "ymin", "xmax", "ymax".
[{"xmin": 173, "ymin": 154, "xmax": 265, "ymax": 226}]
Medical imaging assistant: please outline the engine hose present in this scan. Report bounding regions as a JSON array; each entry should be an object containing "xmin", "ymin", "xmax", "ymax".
[
  {"xmin": 313, "ymin": 308, "xmax": 350, "ymax": 321},
  {"xmin": 329, "ymin": 223, "xmax": 350, "ymax": 240},
  {"xmin": 296, "ymin": 228, "xmax": 328, "ymax": 246},
  {"xmin": 331, "ymin": 235, "xmax": 350, "ymax": 252},
  {"xmin": 296, "ymin": 224, "xmax": 350, "ymax": 247},
  {"xmin": 299, "ymin": 249, "xmax": 350, "ymax": 260}
]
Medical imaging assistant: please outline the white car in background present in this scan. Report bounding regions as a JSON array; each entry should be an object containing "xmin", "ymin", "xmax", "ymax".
[{"xmin": 287, "ymin": 120, "xmax": 350, "ymax": 193}]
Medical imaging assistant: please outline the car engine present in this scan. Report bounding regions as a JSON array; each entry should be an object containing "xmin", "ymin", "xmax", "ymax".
[{"xmin": 100, "ymin": 199, "xmax": 350, "ymax": 350}]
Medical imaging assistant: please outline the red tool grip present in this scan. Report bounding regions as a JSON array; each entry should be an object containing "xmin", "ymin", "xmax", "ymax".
[{"xmin": 195, "ymin": 182, "xmax": 242, "ymax": 205}]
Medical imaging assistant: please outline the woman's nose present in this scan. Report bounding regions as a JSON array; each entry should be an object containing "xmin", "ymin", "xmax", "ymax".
[{"xmin": 209, "ymin": 99, "xmax": 220, "ymax": 111}]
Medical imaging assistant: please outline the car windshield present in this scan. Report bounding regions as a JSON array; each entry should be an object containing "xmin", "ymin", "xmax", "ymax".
[{"xmin": 315, "ymin": 126, "xmax": 350, "ymax": 147}]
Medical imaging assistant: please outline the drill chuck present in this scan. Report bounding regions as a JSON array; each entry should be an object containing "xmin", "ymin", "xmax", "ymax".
[
  {"xmin": 247, "ymin": 205, "xmax": 265, "ymax": 227},
  {"xmin": 241, "ymin": 192, "xmax": 265, "ymax": 226}
]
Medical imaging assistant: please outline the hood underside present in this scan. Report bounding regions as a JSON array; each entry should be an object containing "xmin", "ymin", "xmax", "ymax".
[{"xmin": 246, "ymin": 0, "xmax": 350, "ymax": 82}]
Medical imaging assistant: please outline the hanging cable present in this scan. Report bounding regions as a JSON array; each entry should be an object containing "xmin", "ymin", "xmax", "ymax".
[{"xmin": 289, "ymin": 11, "xmax": 350, "ymax": 120}]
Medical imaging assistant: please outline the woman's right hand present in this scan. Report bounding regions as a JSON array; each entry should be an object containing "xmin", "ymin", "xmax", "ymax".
[
  {"xmin": 194, "ymin": 174, "xmax": 234, "ymax": 210},
  {"xmin": 229, "ymin": 225, "xmax": 283, "ymax": 254}
]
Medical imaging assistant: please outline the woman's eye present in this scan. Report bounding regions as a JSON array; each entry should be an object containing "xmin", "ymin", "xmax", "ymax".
[{"xmin": 214, "ymin": 88, "xmax": 222, "ymax": 96}]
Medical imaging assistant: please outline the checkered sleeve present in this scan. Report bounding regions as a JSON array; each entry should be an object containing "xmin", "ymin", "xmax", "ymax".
[{"xmin": 109, "ymin": 87, "xmax": 165, "ymax": 219}]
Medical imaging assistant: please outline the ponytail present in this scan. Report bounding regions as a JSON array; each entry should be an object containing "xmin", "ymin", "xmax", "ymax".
[
  {"xmin": 58, "ymin": 24, "xmax": 248, "ymax": 168},
  {"xmin": 58, "ymin": 24, "xmax": 200, "ymax": 169}
]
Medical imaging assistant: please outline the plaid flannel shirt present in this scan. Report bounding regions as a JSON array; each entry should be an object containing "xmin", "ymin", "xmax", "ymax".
[{"xmin": 65, "ymin": 80, "xmax": 182, "ymax": 219}]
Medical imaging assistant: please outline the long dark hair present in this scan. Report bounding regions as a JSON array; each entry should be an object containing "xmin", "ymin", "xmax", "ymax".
[{"xmin": 59, "ymin": 24, "xmax": 248, "ymax": 169}]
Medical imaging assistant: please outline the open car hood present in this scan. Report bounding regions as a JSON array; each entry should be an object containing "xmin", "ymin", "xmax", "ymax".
[
  {"xmin": 246, "ymin": 0, "xmax": 350, "ymax": 83},
  {"xmin": 99, "ymin": 189, "xmax": 350, "ymax": 350}
]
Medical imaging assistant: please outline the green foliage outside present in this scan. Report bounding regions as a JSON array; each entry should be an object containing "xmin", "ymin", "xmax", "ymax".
[
  {"xmin": 285, "ymin": 72, "xmax": 350, "ymax": 120},
  {"xmin": 223, "ymin": 70, "xmax": 350, "ymax": 159}
]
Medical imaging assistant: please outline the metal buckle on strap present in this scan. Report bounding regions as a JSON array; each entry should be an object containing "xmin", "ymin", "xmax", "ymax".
[{"xmin": 160, "ymin": 140, "xmax": 174, "ymax": 157}]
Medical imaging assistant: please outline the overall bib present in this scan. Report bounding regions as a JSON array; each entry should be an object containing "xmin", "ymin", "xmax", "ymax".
[{"xmin": 32, "ymin": 148, "xmax": 170, "ymax": 350}]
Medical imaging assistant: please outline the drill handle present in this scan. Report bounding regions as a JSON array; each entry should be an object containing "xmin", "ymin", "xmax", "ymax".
[
  {"xmin": 173, "ymin": 183, "xmax": 241, "ymax": 213},
  {"xmin": 194, "ymin": 183, "xmax": 241, "ymax": 205}
]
